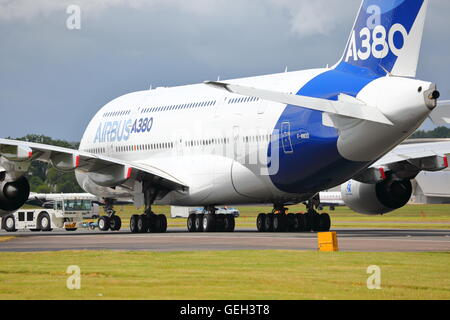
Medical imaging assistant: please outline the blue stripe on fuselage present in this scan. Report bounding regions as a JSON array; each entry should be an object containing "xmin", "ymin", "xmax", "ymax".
[{"xmin": 268, "ymin": 68, "xmax": 379, "ymax": 194}]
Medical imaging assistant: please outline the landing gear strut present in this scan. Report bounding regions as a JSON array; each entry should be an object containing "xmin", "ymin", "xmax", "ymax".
[
  {"xmin": 256, "ymin": 198, "xmax": 331, "ymax": 233},
  {"xmin": 130, "ymin": 181, "xmax": 168, "ymax": 234},
  {"xmin": 98, "ymin": 198, "xmax": 122, "ymax": 232}
]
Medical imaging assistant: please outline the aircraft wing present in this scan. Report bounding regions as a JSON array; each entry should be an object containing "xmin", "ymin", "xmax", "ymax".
[
  {"xmin": 357, "ymin": 141, "xmax": 450, "ymax": 182},
  {"xmin": 205, "ymin": 81, "xmax": 394, "ymax": 125},
  {"xmin": 373, "ymin": 141, "xmax": 450, "ymax": 167},
  {"xmin": 0, "ymin": 138, "xmax": 188, "ymax": 192}
]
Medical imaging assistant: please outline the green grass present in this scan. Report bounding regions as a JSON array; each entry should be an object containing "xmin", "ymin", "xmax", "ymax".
[
  {"xmin": 0, "ymin": 250, "xmax": 449, "ymax": 300},
  {"xmin": 103, "ymin": 204, "xmax": 450, "ymax": 230}
]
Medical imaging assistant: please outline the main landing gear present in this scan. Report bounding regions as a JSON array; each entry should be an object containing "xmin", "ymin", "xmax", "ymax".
[
  {"xmin": 256, "ymin": 202, "xmax": 331, "ymax": 233},
  {"xmin": 130, "ymin": 181, "xmax": 168, "ymax": 234},
  {"xmin": 187, "ymin": 207, "xmax": 235, "ymax": 233},
  {"xmin": 98, "ymin": 199, "xmax": 122, "ymax": 232}
]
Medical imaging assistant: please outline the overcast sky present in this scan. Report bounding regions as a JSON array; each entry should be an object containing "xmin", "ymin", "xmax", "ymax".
[{"xmin": 1, "ymin": 0, "xmax": 449, "ymax": 141}]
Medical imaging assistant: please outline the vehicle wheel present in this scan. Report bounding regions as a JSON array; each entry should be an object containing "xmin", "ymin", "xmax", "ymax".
[
  {"xmin": 38, "ymin": 212, "xmax": 52, "ymax": 232},
  {"xmin": 187, "ymin": 214, "xmax": 196, "ymax": 232},
  {"xmin": 224, "ymin": 215, "xmax": 235, "ymax": 232},
  {"xmin": 65, "ymin": 228, "xmax": 77, "ymax": 232},
  {"xmin": 3, "ymin": 215, "xmax": 17, "ymax": 232},
  {"xmin": 319, "ymin": 213, "xmax": 331, "ymax": 232},
  {"xmin": 130, "ymin": 215, "xmax": 139, "ymax": 233},
  {"xmin": 296, "ymin": 213, "xmax": 307, "ymax": 232},
  {"xmin": 264, "ymin": 213, "xmax": 274, "ymax": 232},
  {"xmin": 158, "ymin": 214, "xmax": 167, "ymax": 233},
  {"xmin": 110, "ymin": 216, "xmax": 122, "ymax": 231},
  {"xmin": 273, "ymin": 215, "xmax": 286, "ymax": 232},
  {"xmin": 194, "ymin": 214, "xmax": 204, "ymax": 232},
  {"xmin": 287, "ymin": 213, "xmax": 298, "ymax": 231},
  {"xmin": 256, "ymin": 213, "xmax": 266, "ymax": 232},
  {"xmin": 137, "ymin": 215, "xmax": 148, "ymax": 233},
  {"xmin": 203, "ymin": 215, "xmax": 215, "ymax": 232},
  {"xmin": 98, "ymin": 216, "xmax": 110, "ymax": 232}
]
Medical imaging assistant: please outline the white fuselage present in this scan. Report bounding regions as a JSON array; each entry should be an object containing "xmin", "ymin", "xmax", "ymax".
[{"xmin": 76, "ymin": 67, "xmax": 434, "ymax": 207}]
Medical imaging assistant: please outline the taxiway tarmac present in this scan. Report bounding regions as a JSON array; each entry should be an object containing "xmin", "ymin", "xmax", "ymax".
[{"xmin": 1, "ymin": 228, "xmax": 450, "ymax": 252}]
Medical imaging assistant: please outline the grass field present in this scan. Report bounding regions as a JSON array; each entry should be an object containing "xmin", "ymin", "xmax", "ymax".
[
  {"xmin": 104, "ymin": 204, "xmax": 450, "ymax": 230},
  {"xmin": 3, "ymin": 204, "xmax": 448, "ymax": 300},
  {"xmin": 0, "ymin": 250, "xmax": 449, "ymax": 300}
]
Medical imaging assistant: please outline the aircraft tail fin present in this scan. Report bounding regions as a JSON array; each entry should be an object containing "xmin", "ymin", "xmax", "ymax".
[{"xmin": 336, "ymin": 0, "xmax": 428, "ymax": 77}]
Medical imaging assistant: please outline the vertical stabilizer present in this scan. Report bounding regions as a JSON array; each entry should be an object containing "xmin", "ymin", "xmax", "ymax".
[{"xmin": 336, "ymin": 0, "xmax": 428, "ymax": 77}]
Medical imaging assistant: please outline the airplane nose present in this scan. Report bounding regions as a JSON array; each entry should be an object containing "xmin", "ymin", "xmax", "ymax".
[{"xmin": 424, "ymin": 83, "xmax": 439, "ymax": 110}]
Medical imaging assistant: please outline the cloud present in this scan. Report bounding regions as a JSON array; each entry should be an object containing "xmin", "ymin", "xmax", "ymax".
[
  {"xmin": 0, "ymin": 0, "xmax": 357, "ymax": 37},
  {"xmin": 269, "ymin": 0, "xmax": 359, "ymax": 37}
]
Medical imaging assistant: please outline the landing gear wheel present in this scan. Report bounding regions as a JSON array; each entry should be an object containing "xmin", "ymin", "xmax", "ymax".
[
  {"xmin": 296, "ymin": 213, "xmax": 307, "ymax": 232},
  {"xmin": 3, "ymin": 215, "xmax": 17, "ymax": 232},
  {"xmin": 319, "ymin": 213, "xmax": 331, "ymax": 232},
  {"xmin": 98, "ymin": 216, "xmax": 110, "ymax": 232},
  {"xmin": 273, "ymin": 215, "xmax": 286, "ymax": 232},
  {"xmin": 110, "ymin": 216, "xmax": 122, "ymax": 231},
  {"xmin": 187, "ymin": 214, "xmax": 196, "ymax": 232},
  {"xmin": 224, "ymin": 215, "xmax": 235, "ymax": 232},
  {"xmin": 264, "ymin": 213, "xmax": 274, "ymax": 232},
  {"xmin": 256, "ymin": 213, "xmax": 266, "ymax": 232},
  {"xmin": 287, "ymin": 213, "xmax": 299, "ymax": 232},
  {"xmin": 215, "ymin": 215, "xmax": 226, "ymax": 232},
  {"xmin": 158, "ymin": 214, "xmax": 167, "ymax": 233},
  {"xmin": 203, "ymin": 215, "xmax": 215, "ymax": 232},
  {"xmin": 194, "ymin": 215, "xmax": 204, "ymax": 232},
  {"xmin": 311, "ymin": 213, "xmax": 321, "ymax": 232},
  {"xmin": 130, "ymin": 215, "xmax": 139, "ymax": 233},
  {"xmin": 38, "ymin": 212, "xmax": 52, "ymax": 232},
  {"xmin": 137, "ymin": 215, "xmax": 148, "ymax": 233}
]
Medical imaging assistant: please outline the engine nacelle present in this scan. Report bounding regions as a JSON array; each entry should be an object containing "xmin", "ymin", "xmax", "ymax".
[
  {"xmin": 0, "ymin": 176, "xmax": 30, "ymax": 214},
  {"xmin": 341, "ymin": 179, "xmax": 412, "ymax": 215}
]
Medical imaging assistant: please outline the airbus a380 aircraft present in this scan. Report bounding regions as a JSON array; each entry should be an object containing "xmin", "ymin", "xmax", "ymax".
[{"xmin": 1, "ymin": 0, "xmax": 450, "ymax": 234}]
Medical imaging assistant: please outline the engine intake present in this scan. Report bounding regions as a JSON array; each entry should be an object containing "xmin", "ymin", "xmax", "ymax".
[
  {"xmin": 0, "ymin": 176, "xmax": 30, "ymax": 212},
  {"xmin": 341, "ymin": 179, "xmax": 412, "ymax": 215}
]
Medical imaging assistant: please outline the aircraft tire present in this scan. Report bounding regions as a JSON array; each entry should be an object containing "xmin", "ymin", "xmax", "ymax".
[
  {"xmin": 256, "ymin": 213, "xmax": 265, "ymax": 232},
  {"xmin": 296, "ymin": 213, "xmax": 307, "ymax": 232},
  {"xmin": 110, "ymin": 216, "xmax": 122, "ymax": 231},
  {"xmin": 273, "ymin": 214, "xmax": 286, "ymax": 232},
  {"xmin": 187, "ymin": 214, "xmax": 196, "ymax": 232},
  {"xmin": 130, "ymin": 215, "xmax": 139, "ymax": 233},
  {"xmin": 158, "ymin": 214, "xmax": 167, "ymax": 233},
  {"xmin": 194, "ymin": 214, "xmax": 204, "ymax": 232},
  {"xmin": 319, "ymin": 213, "xmax": 331, "ymax": 232},
  {"xmin": 224, "ymin": 215, "xmax": 235, "ymax": 232},
  {"xmin": 264, "ymin": 213, "xmax": 274, "ymax": 232},
  {"xmin": 203, "ymin": 214, "xmax": 215, "ymax": 232},
  {"xmin": 98, "ymin": 216, "xmax": 110, "ymax": 232}
]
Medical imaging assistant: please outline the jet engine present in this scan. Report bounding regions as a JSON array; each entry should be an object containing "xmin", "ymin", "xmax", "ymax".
[
  {"xmin": 341, "ymin": 178, "xmax": 412, "ymax": 215},
  {"xmin": 0, "ymin": 176, "xmax": 30, "ymax": 213}
]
